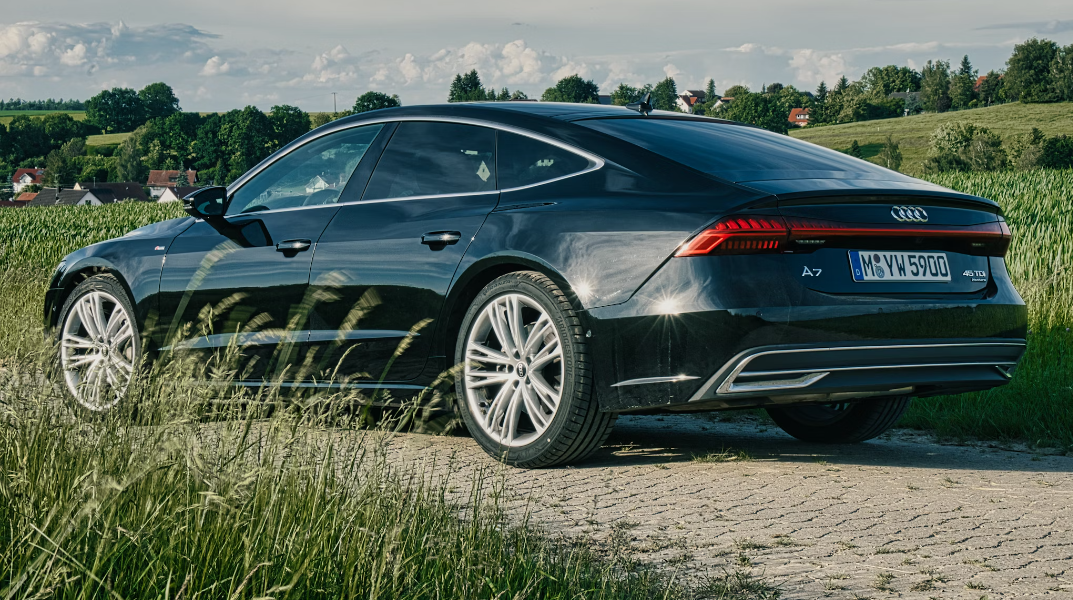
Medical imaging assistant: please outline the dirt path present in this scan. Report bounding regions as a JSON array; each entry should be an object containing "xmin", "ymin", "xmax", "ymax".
[{"xmin": 373, "ymin": 414, "xmax": 1073, "ymax": 599}]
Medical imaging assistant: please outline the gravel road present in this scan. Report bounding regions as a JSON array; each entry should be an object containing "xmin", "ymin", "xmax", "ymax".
[{"xmin": 375, "ymin": 413, "xmax": 1073, "ymax": 599}]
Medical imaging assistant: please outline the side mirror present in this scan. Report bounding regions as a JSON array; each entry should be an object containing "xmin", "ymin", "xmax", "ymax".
[{"xmin": 183, "ymin": 186, "xmax": 227, "ymax": 219}]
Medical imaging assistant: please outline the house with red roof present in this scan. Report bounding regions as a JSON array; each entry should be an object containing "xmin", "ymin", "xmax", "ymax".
[
  {"xmin": 675, "ymin": 90, "xmax": 707, "ymax": 114},
  {"xmin": 147, "ymin": 170, "xmax": 198, "ymax": 198},
  {"xmin": 12, "ymin": 168, "xmax": 45, "ymax": 194},
  {"xmin": 788, "ymin": 107, "xmax": 810, "ymax": 127}
]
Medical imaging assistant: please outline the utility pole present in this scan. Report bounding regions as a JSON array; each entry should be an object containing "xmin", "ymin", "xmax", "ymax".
[{"xmin": 332, "ymin": 92, "xmax": 337, "ymax": 113}]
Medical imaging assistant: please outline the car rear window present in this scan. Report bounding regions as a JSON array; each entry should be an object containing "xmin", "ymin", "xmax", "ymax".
[{"xmin": 575, "ymin": 118, "xmax": 899, "ymax": 182}]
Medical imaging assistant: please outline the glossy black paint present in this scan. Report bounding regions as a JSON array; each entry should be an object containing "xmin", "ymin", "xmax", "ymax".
[{"xmin": 44, "ymin": 102, "xmax": 1028, "ymax": 412}]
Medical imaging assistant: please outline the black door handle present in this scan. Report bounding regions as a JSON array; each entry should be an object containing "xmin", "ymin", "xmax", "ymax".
[
  {"xmin": 421, "ymin": 231, "xmax": 462, "ymax": 246},
  {"xmin": 276, "ymin": 239, "xmax": 311, "ymax": 252}
]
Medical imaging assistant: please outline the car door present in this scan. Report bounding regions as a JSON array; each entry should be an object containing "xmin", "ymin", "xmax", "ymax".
[
  {"xmin": 305, "ymin": 121, "xmax": 499, "ymax": 383},
  {"xmin": 157, "ymin": 123, "xmax": 387, "ymax": 382}
]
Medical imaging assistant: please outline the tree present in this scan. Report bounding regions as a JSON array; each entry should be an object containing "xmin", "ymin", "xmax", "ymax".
[
  {"xmin": 977, "ymin": 71, "xmax": 1005, "ymax": 106},
  {"xmin": 1006, "ymin": 38, "xmax": 1060, "ymax": 103},
  {"xmin": 651, "ymin": 77, "xmax": 679, "ymax": 111},
  {"xmin": 42, "ymin": 138, "xmax": 84, "ymax": 187},
  {"xmin": 541, "ymin": 75, "xmax": 600, "ymax": 104},
  {"xmin": 352, "ymin": 91, "xmax": 401, "ymax": 115},
  {"xmin": 948, "ymin": 55, "xmax": 977, "ymax": 110},
  {"xmin": 139, "ymin": 83, "xmax": 180, "ymax": 121},
  {"xmin": 723, "ymin": 84, "xmax": 749, "ymax": 99},
  {"xmin": 448, "ymin": 70, "xmax": 492, "ymax": 102},
  {"xmin": 811, "ymin": 81, "xmax": 829, "ymax": 124},
  {"xmin": 86, "ymin": 88, "xmax": 147, "ymax": 133},
  {"xmin": 1052, "ymin": 44, "xmax": 1073, "ymax": 102},
  {"xmin": 175, "ymin": 167, "xmax": 190, "ymax": 187},
  {"xmin": 705, "ymin": 78, "xmax": 717, "ymax": 102},
  {"xmin": 860, "ymin": 65, "xmax": 922, "ymax": 98},
  {"xmin": 715, "ymin": 92, "xmax": 789, "ymax": 134},
  {"xmin": 268, "ymin": 104, "xmax": 311, "ymax": 151},
  {"xmin": 848, "ymin": 140, "xmax": 863, "ymax": 158},
  {"xmin": 920, "ymin": 60, "xmax": 952, "ymax": 112},
  {"xmin": 510, "ymin": 90, "xmax": 529, "ymax": 100},
  {"xmin": 834, "ymin": 76, "xmax": 850, "ymax": 95},
  {"xmin": 115, "ymin": 129, "xmax": 145, "ymax": 182},
  {"xmin": 877, "ymin": 135, "xmax": 903, "ymax": 171},
  {"xmin": 4, "ymin": 115, "xmax": 50, "ymax": 164},
  {"xmin": 219, "ymin": 106, "xmax": 274, "ymax": 183}
]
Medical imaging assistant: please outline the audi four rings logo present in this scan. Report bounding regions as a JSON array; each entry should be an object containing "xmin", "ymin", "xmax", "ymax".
[{"xmin": 891, "ymin": 206, "xmax": 929, "ymax": 222}]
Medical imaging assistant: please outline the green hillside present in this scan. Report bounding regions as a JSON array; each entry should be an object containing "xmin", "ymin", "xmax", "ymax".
[{"xmin": 791, "ymin": 102, "xmax": 1073, "ymax": 175}]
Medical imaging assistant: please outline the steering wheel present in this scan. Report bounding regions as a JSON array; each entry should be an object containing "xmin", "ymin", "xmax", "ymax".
[{"xmin": 302, "ymin": 188, "xmax": 341, "ymax": 207}]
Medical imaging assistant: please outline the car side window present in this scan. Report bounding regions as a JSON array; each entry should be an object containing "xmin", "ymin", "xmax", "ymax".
[
  {"xmin": 497, "ymin": 131, "xmax": 591, "ymax": 189},
  {"xmin": 362, "ymin": 122, "xmax": 496, "ymax": 200},
  {"xmin": 227, "ymin": 124, "xmax": 384, "ymax": 215}
]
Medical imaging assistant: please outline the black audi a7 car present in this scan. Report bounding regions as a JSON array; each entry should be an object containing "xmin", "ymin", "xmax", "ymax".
[{"xmin": 45, "ymin": 102, "xmax": 1027, "ymax": 467}]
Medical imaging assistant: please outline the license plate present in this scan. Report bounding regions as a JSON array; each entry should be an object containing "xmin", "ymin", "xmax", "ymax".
[{"xmin": 849, "ymin": 251, "xmax": 951, "ymax": 282}]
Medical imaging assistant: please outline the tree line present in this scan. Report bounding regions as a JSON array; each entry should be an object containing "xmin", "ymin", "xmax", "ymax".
[
  {"xmin": 0, "ymin": 98, "xmax": 86, "ymax": 111},
  {"xmin": 3, "ymin": 36, "xmax": 1073, "ymax": 196}
]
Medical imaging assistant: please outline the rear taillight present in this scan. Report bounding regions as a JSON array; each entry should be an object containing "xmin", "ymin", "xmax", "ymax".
[
  {"xmin": 677, "ymin": 215, "xmax": 1012, "ymax": 257},
  {"xmin": 675, "ymin": 216, "xmax": 789, "ymax": 256}
]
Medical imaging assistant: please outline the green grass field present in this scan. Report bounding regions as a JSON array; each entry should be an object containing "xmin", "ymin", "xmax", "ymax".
[
  {"xmin": 0, "ymin": 110, "xmax": 86, "ymax": 126},
  {"xmin": 791, "ymin": 102, "xmax": 1073, "ymax": 175},
  {"xmin": 85, "ymin": 131, "xmax": 131, "ymax": 145}
]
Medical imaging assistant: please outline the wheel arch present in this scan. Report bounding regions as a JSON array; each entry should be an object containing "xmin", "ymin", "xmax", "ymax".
[
  {"xmin": 48, "ymin": 258, "xmax": 136, "ymax": 330},
  {"xmin": 437, "ymin": 253, "xmax": 584, "ymax": 365}
]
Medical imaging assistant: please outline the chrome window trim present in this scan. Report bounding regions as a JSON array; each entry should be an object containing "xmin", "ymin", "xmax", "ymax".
[{"xmin": 224, "ymin": 115, "xmax": 606, "ymax": 217}]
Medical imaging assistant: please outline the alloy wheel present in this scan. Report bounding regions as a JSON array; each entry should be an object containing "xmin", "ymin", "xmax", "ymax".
[
  {"xmin": 464, "ymin": 293, "xmax": 563, "ymax": 447},
  {"xmin": 60, "ymin": 290, "xmax": 136, "ymax": 411}
]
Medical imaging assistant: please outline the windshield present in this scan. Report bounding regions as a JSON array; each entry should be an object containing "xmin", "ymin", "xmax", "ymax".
[{"xmin": 576, "ymin": 118, "xmax": 904, "ymax": 183}]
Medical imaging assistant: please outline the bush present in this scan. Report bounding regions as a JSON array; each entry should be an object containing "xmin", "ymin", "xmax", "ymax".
[
  {"xmin": 924, "ymin": 121, "xmax": 1006, "ymax": 172},
  {"xmin": 1039, "ymin": 135, "xmax": 1073, "ymax": 169}
]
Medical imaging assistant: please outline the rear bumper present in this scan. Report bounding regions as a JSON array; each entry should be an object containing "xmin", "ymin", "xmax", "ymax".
[{"xmin": 585, "ymin": 254, "xmax": 1028, "ymax": 412}]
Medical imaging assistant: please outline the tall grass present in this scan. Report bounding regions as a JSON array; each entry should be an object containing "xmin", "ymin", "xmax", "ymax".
[
  {"xmin": 903, "ymin": 170, "xmax": 1073, "ymax": 448},
  {"xmin": 0, "ymin": 332, "xmax": 687, "ymax": 598}
]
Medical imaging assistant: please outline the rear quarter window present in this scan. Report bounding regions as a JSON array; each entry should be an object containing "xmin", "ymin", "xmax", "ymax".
[
  {"xmin": 575, "ymin": 118, "xmax": 900, "ymax": 182},
  {"xmin": 497, "ymin": 132, "xmax": 592, "ymax": 189}
]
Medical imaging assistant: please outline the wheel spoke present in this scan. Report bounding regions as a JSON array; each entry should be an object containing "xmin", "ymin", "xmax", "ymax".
[
  {"xmin": 484, "ymin": 379, "xmax": 514, "ymax": 430},
  {"xmin": 67, "ymin": 353, "xmax": 102, "ymax": 370},
  {"xmin": 502, "ymin": 383, "xmax": 524, "ymax": 444},
  {"xmin": 62, "ymin": 334, "xmax": 95, "ymax": 350},
  {"xmin": 521, "ymin": 382, "xmax": 549, "ymax": 430},
  {"xmin": 466, "ymin": 341, "xmax": 512, "ymax": 365},
  {"xmin": 529, "ymin": 372, "xmax": 561, "ymax": 411},
  {"xmin": 487, "ymin": 300, "xmax": 516, "ymax": 357},
  {"xmin": 522, "ymin": 314, "xmax": 551, "ymax": 356},
  {"xmin": 104, "ymin": 304, "xmax": 126, "ymax": 339},
  {"xmin": 110, "ymin": 321, "xmax": 133, "ymax": 348},
  {"xmin": 92, "ymin": 293, "xmax": 109, "ymax": 341},
  {"xmin": 76, "ymin": 298, "xmax": 100, "ymax": 340},
  {"xmin": 507, "ymin": 295, "xmax": 526, "ymax": 357},
  {"xmin": 466, "ymin": 370, "xmax": 511, "ymax": 389},
  {"xmin": 530, "ymin": 341, "xmax": 562, "ymax": 371}
]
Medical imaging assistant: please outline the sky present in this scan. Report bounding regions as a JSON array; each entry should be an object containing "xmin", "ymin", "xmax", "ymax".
[{"xmin": 2, "ymin": 1, "xmax": 1072, "ymax": 112}]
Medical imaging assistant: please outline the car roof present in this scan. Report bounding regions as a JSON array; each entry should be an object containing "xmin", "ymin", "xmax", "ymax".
[{"xmin": 335, "ymin": 101, "xmax": 728, "ymax": 126}]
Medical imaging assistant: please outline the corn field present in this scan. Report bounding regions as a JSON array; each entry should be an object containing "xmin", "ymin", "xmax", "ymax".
[{"xmin": 0, "ymin": 172, "xmax": 1071, "ymax": 445}]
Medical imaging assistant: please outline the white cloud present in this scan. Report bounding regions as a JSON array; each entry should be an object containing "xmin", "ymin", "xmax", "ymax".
[
  {"xmin": 200, "ymin": 55, "xmax": 230, "ymax": 76},
  {"xmin": 788, "ymin": 49, "xmax": 850, "ymax": 86}
]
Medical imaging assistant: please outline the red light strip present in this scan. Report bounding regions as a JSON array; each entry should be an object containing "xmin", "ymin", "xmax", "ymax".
[{"xmin": 677, "ymin": 215, "xmax": 1011, "ymax": 257}]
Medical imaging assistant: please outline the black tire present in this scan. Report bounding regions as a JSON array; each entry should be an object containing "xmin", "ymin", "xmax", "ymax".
[
  {"xmin": 766, "ymin": 396, "xmax": 911, "ymax": 443},
  {"xmin": 454, "ymin": 271, "xmax": 616, "ymax": 468},
  {"xmin": 55, "ymin": 274, "xmax": 141, "ymax": 416}
]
